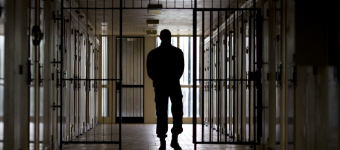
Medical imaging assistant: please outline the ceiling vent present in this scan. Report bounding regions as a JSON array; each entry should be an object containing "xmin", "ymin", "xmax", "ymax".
[
  {"xmin": 147, "ymin": 4, "xmax": 162, "ymax": 15},
  {"xmin": 146, "ymin": 20, "xmax": 159, "ymax": 27},
  {"xmin": 146, "ymin": 30, "xmax": 157, "ymax": 36}
]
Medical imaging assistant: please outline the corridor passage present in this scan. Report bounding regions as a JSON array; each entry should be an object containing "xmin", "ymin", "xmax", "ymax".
[{"xmin": 62, "ymin": 124, "xmax": 251, "ymax": 150}]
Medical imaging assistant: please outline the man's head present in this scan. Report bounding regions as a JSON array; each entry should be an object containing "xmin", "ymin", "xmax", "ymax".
[{"xmin": 160, "ymin": 29, "xmax": 171, "ymax": 43}]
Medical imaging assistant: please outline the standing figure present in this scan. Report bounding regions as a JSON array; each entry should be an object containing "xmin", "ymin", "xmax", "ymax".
[{"xmin": 147, "ymin": 29, "xmax": 184, "ymax": 150}]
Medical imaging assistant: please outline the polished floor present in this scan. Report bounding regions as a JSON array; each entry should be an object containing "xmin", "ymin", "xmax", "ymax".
[{"xmin": 62, "ymin": 124, "xmax": 253, "ymax": 150}]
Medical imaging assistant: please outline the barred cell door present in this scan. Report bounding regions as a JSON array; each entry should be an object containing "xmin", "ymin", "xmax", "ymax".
[
  {"xmin": 192, "ymin": 7, "xmax": 263, "ymax": 150},
  {"xmin": 116, "ymin": 37, "xmax": 144, "ymax": 123}
]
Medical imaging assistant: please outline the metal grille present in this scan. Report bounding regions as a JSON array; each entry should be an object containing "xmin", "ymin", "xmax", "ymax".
[{"xmin": 192, "ymin": 4, "xmax": 263, "ymax": 150}]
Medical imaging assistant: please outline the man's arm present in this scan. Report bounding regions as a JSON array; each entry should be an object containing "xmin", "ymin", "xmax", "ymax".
[
  {"xmin": 178, "ymin": 49, "xmax": 185, "ymax": 79},
  {"xmin": 146, "ymin": 51, "xmax": 155, "ymax": 80}
]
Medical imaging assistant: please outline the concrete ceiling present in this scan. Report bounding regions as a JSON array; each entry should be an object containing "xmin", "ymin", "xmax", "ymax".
[{"xmin": 75, "ymin": 0, "xmax": 235, "ymax": 36}]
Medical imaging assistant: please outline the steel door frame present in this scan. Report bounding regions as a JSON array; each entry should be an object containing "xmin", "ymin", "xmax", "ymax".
[{"xmin": 115, "ymin": 37, "xmax": 145, "ymax": 123}]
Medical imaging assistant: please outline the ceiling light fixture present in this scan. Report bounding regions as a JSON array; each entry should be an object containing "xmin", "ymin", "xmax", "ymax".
[
  {"xmin": 146, "ymin": 30, "xmax": 157, "ymax": 36},
  {"xmin": 147, "ymin": 4, "xmax": 162, "ymax": 15},
  {"xmin": 146, "ymin": 20, "xmax": 159, "ymax": 27}
]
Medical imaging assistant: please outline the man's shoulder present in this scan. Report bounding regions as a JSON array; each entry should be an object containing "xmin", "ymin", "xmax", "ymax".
[
  {"xmin": 173, "ymin": 46, "xmax": 183, "ymax": 55},
  {"xmin": 169, "ymin": 45, "xmax": 182, "ymax": 52},
  {"xmin": 148, "ymin": 47, "xmax": 160, "ymax": 55}
]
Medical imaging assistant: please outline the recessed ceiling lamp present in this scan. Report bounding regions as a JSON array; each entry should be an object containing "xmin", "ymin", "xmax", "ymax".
[
  {"xmin": 146, "ymin": 30, "xmax": 157, "ymax": 36},
  {"xmin": 146, "ymin": 20, "xmax": 159, "ymax": 27},
  {"xmin": 147, "ymin": 4, "xmax": 162, "ymax": 15}
]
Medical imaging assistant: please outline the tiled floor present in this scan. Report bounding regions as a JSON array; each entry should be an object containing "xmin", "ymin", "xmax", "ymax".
[{"xmin": 62, "ymin": 124, "xmax": 253, "ymax": 150}]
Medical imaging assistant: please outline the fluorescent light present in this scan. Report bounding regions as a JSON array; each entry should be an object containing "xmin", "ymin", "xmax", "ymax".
[
  {"xmin": 146, "ymin": 20, "xmax": 159, "ymax": 27},
  {"xmin": 146, "ymin": 30, "xmax": 157, "ymax": 36}
]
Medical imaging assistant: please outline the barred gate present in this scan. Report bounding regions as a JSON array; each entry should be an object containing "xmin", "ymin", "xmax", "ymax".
[{"xmin": 192, "ymin": 6, "xmax": 263, "ymax": 150}]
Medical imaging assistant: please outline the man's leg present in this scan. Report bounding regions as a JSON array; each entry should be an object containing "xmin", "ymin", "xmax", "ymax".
[
  {"xmin": 170, "ymin": 85, "xmax": 183, "ymax": 150},
  {"xmin": 155, "ymin": 89, "xmax": 169, "ymax": 150}
]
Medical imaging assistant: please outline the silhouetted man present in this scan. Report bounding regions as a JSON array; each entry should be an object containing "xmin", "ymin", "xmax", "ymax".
[{"xmin": 147, "ymin": 29, "xmax": 184, "ymax": 150}]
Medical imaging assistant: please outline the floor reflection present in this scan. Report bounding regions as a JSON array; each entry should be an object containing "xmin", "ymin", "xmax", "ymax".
[{"xmin": 62, "ymin": 124, "xmax": 253, "ymax": 150}]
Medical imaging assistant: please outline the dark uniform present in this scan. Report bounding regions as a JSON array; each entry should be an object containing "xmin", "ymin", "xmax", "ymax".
[{"xmin": 147, "ymin": 42, "xmax": 185, "ymax": 138}]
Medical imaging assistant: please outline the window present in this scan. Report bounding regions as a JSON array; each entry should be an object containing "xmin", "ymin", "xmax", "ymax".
[
  {"xmin": 156, "ymin": 36, "xmax": 201, "ymax": 117},
  {"xmin": 102, "ymin": 36, "xmax": 109, "ymax": 85},
  {"xmin": 101, "ymin": 36, "xmax": 109, "ymax": 117},
  {"xmin": 102, "ymin": 88, "xmax": 109, "ymax": 117}
]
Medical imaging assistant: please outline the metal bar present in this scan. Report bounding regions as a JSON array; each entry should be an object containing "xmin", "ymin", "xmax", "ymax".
[
  {"xmin": 253, "ymin": 9, "xmax": 256, "ymax": 149},
  {"xmin": 228, "ymin": 0, "xmax": 231, "ymax": 141},
  {"xmin": 119, "ymin": 0, "xmax": 123, "ymax": 148},
  {"xmin": 60, "ymin": 0, "xmax": 64, "ymax": 149},
  {"xmin": 125, "ymin": 37, "xmax": 127, "ymax": 119},
  {"xmin": 61, "ymin": 7, "xmax": 260, "ymax": 11},
  {"xmin": 111, "ymin": 0, "xmax": 114, "ymax": 142},
  {"xmin": 236, "ymin": 9, "xmax": 239, "ymax": 142},
  {"xmin": 197, "ymin": 79, "xmax": 250, "ymax": 81},
  {"xmin": 63, "ymin": 79, "xmax": 122, "ymax": 80},
  {"xmin": 248, "ymin": 10, "xmax": 252, "ymax": 142},
  {"xmin": 133, "ymin": 37, "xmax": 135, "ymax": 117},
  {"xmin": 143, "ymin": 37, "xmax": 145, "ymax": 120},
  {"xmin": 201, "ymin": 10, "xmax": 204, "ymax": 142},
  {"xmin": 69, "ymin": 0, "xmax": 72, "ymax": 145},
  {"xmin": 94, "ymin": 0, "xmax": 97, "ymax": 142},
  {"xmin": 256, "ymin": 10, "xmax": 263, "ymax": 143},
  {"xmin": 62, "ymin": 141, "xmax": 120, "ymax": 144},
  {"xmin": 140, "ymin": 38, "xmax": 142, "ymax": 117},
  {"xmin": 224, "ymin": 10, "xmax": 228, "ymax": 142},
  {"xmin": 233, "ymin": 9, "xmax": 236, "ymax": 142},
  {"xmin": 209, "ymin": 10, "xmax": 212, "ymax": 142},
  {"xmin": 240, "ymin": 10, "xmax": 244, "ymax": 142},
  {"xmin": 217, "ymin": 10, "xmax": 220, "ymax": 142},
  {"xmin": 103, "ymin": 0, "xmax": 105, "ymax": 141},
  {"xmin": 193, "ymin": 0, "xmax": 197, "ymax": 148},
  {"xmin": 86, "ymin": 0, "xmax": 89, "ymax": 142},
  {"xmin": 195, "ymin": 142, "xmax": 259, "ymax": 145}
]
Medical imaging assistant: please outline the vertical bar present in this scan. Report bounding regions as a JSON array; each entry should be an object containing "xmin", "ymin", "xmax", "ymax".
[
  {"xmin": 256, "ymin": 10, "xmax": 263, "ymax": 144},
  {"xmin": 140, "ymin": 38, "xmax": 142, "ymax": 117},
  {"xmin": 119, "ymin": 0, "xmax": 123, "ymax": 148},
  {"xmin": 248, "ymin": 10, "xmax": 252, "ymax": 142},
  {"xmin": 193, "ymin": 0, "xmax": 197, "ymax": 149},
  {"xmin": 103, "ymin": 0, "xmax": 105, "ymax": 142},
  {"xmin": 232, "ymin": 10, "xmax": 236, "ymax": 142},
  {"xmin": 241, "ymin": 10, "xmax": 244, "ymax": 142},
  {"xmin": 217, "ymin": 10, "xmax": 220, "ymax": 142},
  {"xmin": 209, "ymin": 10, "xmax": 212, "ymax": 142},
  {"xmin": 86, "ymin": 0, "xmax": 89, "ymax": 142},
  {"xmin": 111, "ymin": 0, "xmax": 114, "ymax": 142},
  {"xmin": 201, "ymin": 10, "xmax": 204, "ymax": 142},
  {"xmin": 60, "ymin": 0, "xmax": 64, "ymax": 149},
  {"xmin": 125, "ymin": 38, "xmax": 127, "ymax": 117},
  {"xmin": 253, "ymin": 9, "xmax": 256, "ymax": 149},
  {"xmin": 143, "ymin": 37, "xmax": 145, "ymax": 119},
  {"xmin": 224, "ymin": 10, "xmax": 228, "ymax": 142},
  {"xmin": 93, "ymin": 0, "xmax": 95, "ymax": 141},
  {"xmin": 69, "ymin": 1, "xmax": 72, "ymax": 144},
  {"xmin": 236, "ymin": 9, "xmax": 239, "ymax": 142},
  {"xmin": 133, "ymin": 38, "xmax": 134, "ymax": 117}
]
